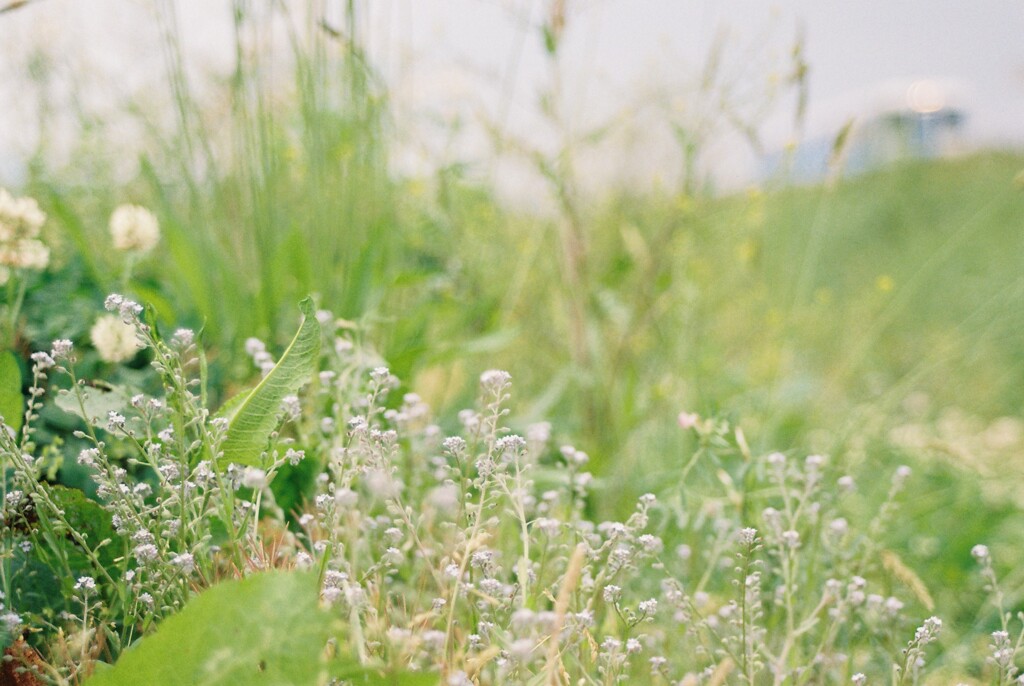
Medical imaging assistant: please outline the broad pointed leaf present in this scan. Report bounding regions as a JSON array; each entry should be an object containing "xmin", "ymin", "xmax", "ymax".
[
  {"xmin": 54, "ymin": 383, "xmax": 133, "ymax": 429},
  {"xmin": 84, "ymin": 572, "xmax": 346, "ymax": 686},
  {"xmin": 218, "ymin": 298, "xmax": 320, "ymax": 468}
]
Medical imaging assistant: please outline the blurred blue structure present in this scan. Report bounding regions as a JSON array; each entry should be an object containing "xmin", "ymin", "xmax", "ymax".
[{"xmin": 763, "ymin": 81, "xmax": 967, "ymax": 184}]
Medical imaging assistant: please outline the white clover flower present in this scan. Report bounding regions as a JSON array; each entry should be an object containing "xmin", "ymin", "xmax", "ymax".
[
  {"xmin": 0, "ymin": 189, "xmax": 45, "ymax": 238},
  {"xmin": 109, "ymin": 204, "xmax": 160, "ymax": 253},
  {"xmin": 90, "ymin": 314, "xmax": 142, "ymax": 363},
  {"xmin": 0, "ymin": 190, "xmax": 48, "ymax": 274},
  {"xmin": 0, "ymin": 239, "xmax": 49, "ymax": 271},
  {"xmin": 971, "ymin": 544, "xmax": 990, "ymax": 563}
]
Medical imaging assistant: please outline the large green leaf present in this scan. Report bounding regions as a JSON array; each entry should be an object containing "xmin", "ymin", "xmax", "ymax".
[
  {"xmin": 0, "ymin": 351, "xmax": 23, "ymax": 433},
  {"xmin": 218, "ymin": 298, "xmax": 320, "ymax": 468},
  {"xmin": 47, "ymin": 485, "xmax": 120, "ymax": 571},
  {"xmin": 53, "ymin": 383, "xmax": 133, "ymax": 429},
  {"xmin": 84, "ymin": 571, "xmax": 347, "ymax": 686}
]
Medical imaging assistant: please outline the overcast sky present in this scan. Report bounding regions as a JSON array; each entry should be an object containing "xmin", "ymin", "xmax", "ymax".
[{"xmin": 1, "ymin": 0, "xmax": 1022, "ymax": 190}]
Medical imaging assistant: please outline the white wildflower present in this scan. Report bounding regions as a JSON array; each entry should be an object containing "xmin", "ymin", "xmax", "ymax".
[
  {"xmin": 171, "ymin": 329, "xmax": 194, "ymax": 348},
  {"xmin": 109, "ymin": 204, "xmax": 160, "ymax": 253},
  {"xmin": 0, "ymin": 188, "xmax": 46, "ymax": 240},
  {"xmin": 50, "ymin": 339, "xmax": 73, "ymax": 359},
  {"xmin": 73, "ymin": 576, "xmax": 96, "ymax": 593},
  {"xmin": 30, "ymin": 351, "xmax": 54, "ymax": 370},
  {"xmin": 738, "ymin": 527, "xmax": 758, "ymax": 545},
  {"xmin": 0, "ymin": 612, "xmax": 22, "ymax": 633},
  {"xmin": 171, "ymin": 552, "xmax": 195, "ymax": 574},
  {"xmin": 241, "ymin": 467, "xmax": 267, "ymax": 490},
  {"xmin": 90, "ymin": 314, "xmax": 142, "ymax": 363},
  {"xmin": 479, "ymin": 369, "xmax": 511, "ymax": 390},
  {"xmin": 133, "ymin": 543, "xmax": 159, "ymax": 564}
]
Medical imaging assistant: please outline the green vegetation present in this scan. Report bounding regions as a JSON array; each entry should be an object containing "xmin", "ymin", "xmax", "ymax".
[{"xmin": 0, "ymin": 1, "xmax": 1022, "ymax": 682}]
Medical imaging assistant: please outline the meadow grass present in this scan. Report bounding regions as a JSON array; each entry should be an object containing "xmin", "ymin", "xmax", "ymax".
[{"xmin": 2, "ymin": 1, "xmax": 1023, "ymax": 681}]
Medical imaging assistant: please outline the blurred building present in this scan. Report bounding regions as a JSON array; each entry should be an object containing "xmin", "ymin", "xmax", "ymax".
[{"xmin": 763, "ymin": 79, "xmax": 967, "ymax": 184}]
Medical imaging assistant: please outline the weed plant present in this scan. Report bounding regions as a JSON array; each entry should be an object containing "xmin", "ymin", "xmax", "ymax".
[
  {"xmin": 2, "ymin": 4, "xmax": 1024, "ymax": 682},
  {"xmin": 0, "ymin": 298, "xmax": 1020, "ymax": 684}
]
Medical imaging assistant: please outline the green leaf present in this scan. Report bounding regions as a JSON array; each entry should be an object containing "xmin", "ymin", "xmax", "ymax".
[
  {"xmin": 46, "ymin": 485, "xmax": 120, "ymax": 570},
  {"xmin": 0, "ymin": 351, "xmax": 23, "ymax": 433},
  {"xmin": 53, "ymin": 383, "xmax": 133, "ymax": 429},
  {"xmin": 218, "ymin": 298, "xmax": 321, "ymax": 468},
  {"xmin": 84, "ymin": 571, "xmax": 348, "ymax": 686}
]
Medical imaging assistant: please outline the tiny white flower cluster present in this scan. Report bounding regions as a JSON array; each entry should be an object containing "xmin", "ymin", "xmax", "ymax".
[{"xmin": 4, "ymin": 305, "xmax": 1000, "ymax": 684}]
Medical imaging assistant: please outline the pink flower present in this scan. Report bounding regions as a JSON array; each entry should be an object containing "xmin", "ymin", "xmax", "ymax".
[{"xmin": 678, "ymin": 412, "xmax": 699, "ymax": 430}]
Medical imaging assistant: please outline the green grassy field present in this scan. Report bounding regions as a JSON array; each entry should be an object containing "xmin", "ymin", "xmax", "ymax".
[
  {"xmin": 26, "ymin": 148, "xmax": 1024, "ymax": 618},
  {"xmin": 5, "ymin": 7, "xmax": 1024, "ymax": 676}
]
